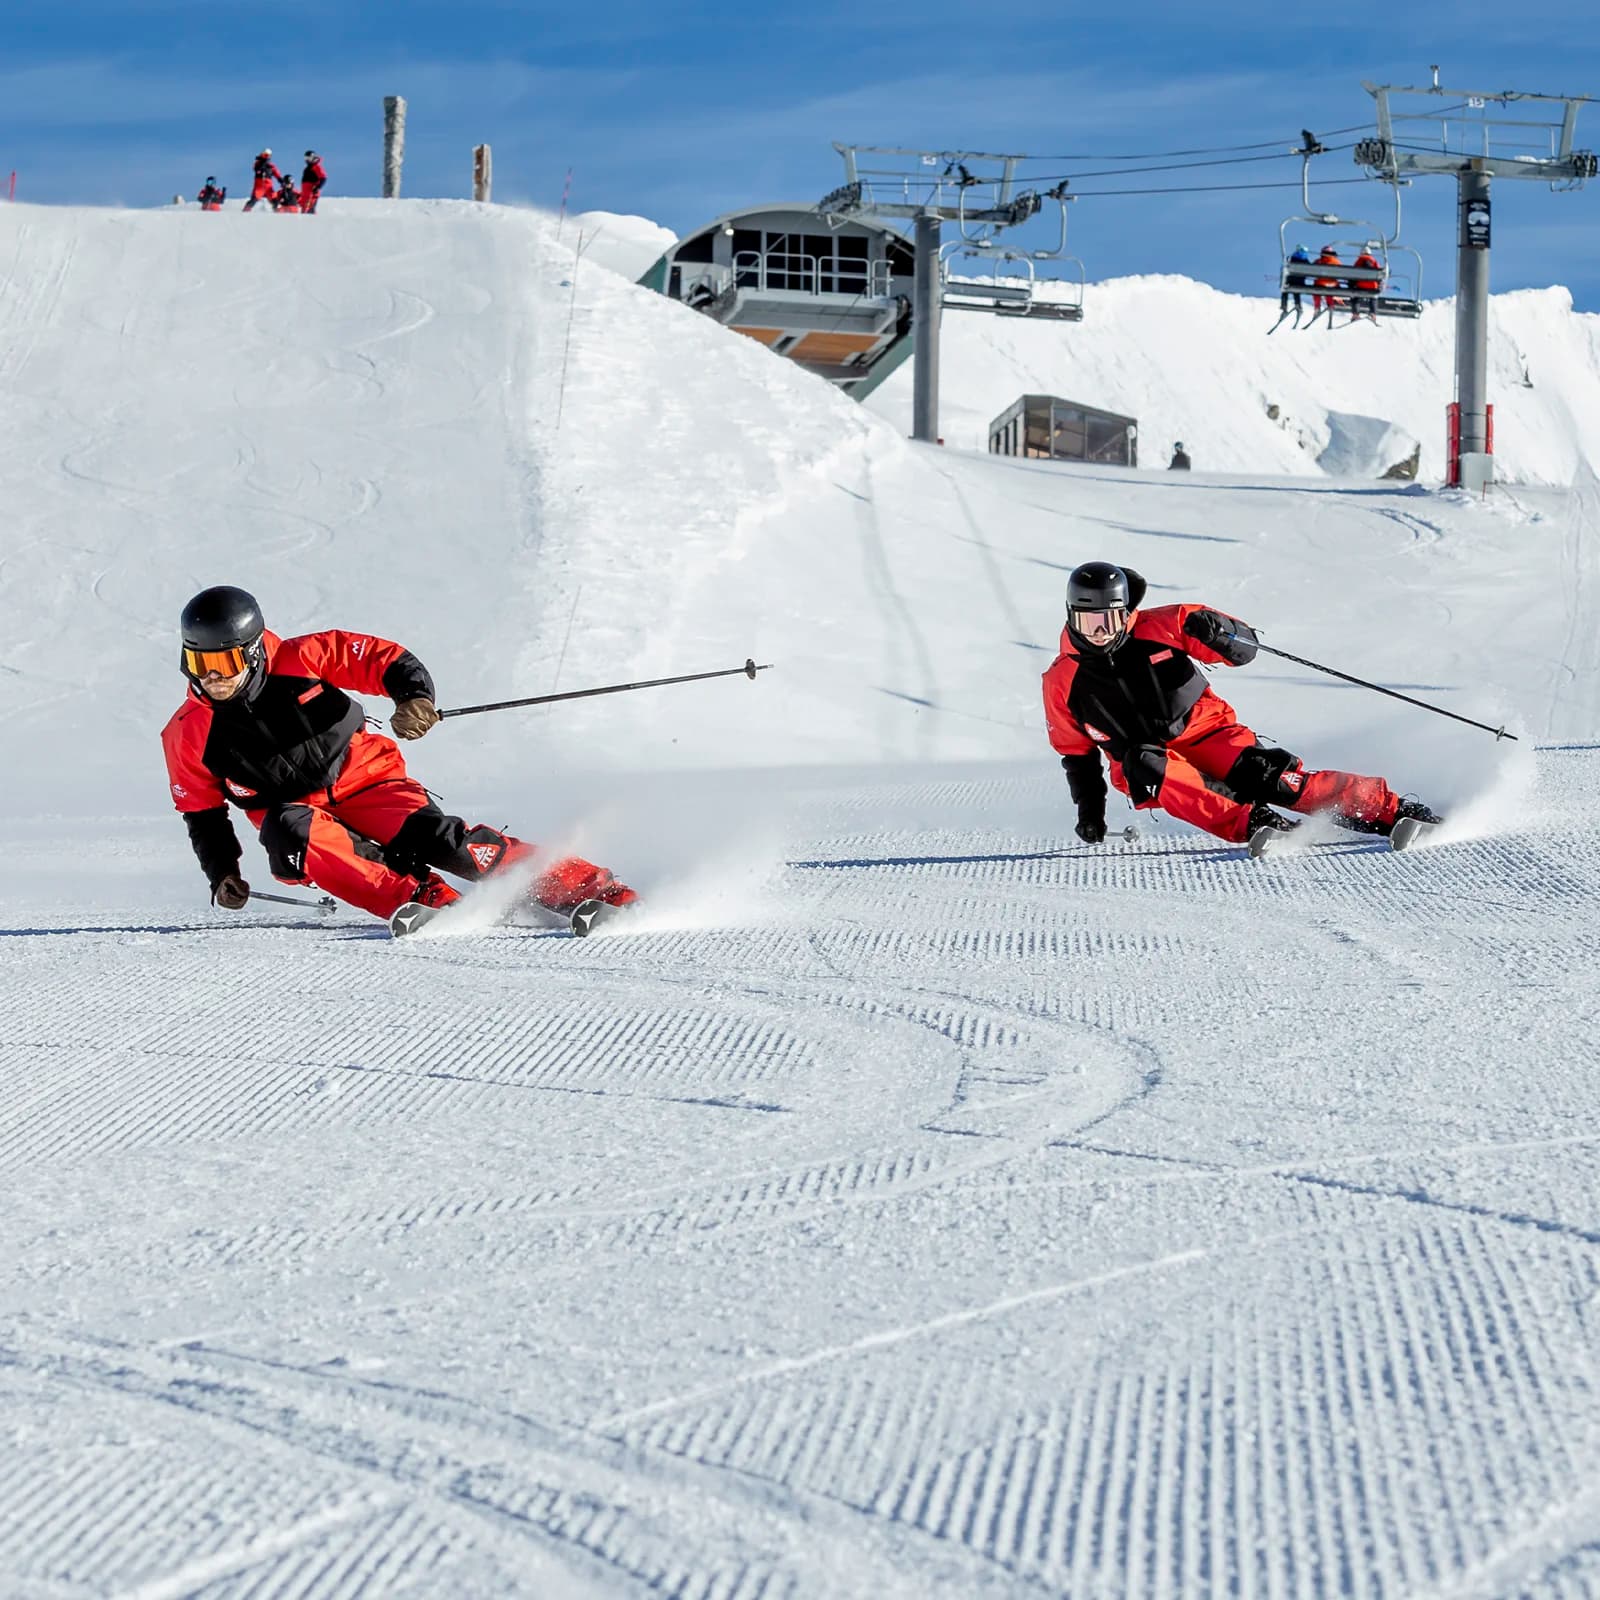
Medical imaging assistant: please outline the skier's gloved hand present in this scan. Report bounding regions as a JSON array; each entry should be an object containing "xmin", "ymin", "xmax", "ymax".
[
  {"xmin": 1182, "ymin": 609, "xmax": 1235, "ymax": 650},
  {"xmin": 1075, "ymin": 812, "xmax": 1108, "ymax": 845},
  {"xmin": 212, "ymin": 874, "xmax": 250, "ymax": 910},
  {"xmin": 391, "ymin": 697, "xmax": 440, "ymax": 741}
]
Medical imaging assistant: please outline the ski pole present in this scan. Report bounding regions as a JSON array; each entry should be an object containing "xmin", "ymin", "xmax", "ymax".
[
  {"xmin": 438, "ymin": 658, "xmax": 772, "ymax": 720},
  {"xmin": 1243, "ymin": 637, "xmax": 1517, "ymax": 741},
  {"xmin": 246, "ymin": 889, "xmax": 338, "ymax": 914}
]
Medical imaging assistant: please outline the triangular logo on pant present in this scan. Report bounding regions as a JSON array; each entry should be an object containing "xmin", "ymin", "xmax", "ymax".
[{"xmin": 468, "ymin": 842, "xmax": 502, "ymax": 872}]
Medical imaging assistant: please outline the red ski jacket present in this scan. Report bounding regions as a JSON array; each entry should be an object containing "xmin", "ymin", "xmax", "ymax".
[
  {"xmin": 162, "ymin": 628, "xmax": 433, "ymax": 885},
  {"xmin": 1042, "ymin": 603, "xmax": 1257, "ymax": 763}
]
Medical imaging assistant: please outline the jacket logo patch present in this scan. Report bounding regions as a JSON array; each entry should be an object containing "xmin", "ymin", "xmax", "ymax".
[
  {"xmin": 350, "ymin": 639, "xmax": 366, "ymax": 658},
  {"xmin": 225, "ymin": 778, "xmax": 259, "ymax": 798},
  {"xmin": 1084, "ymin": 722, "xmax": 1111, "ymax": 744},
  {"xmin": 298, "ymin": 685, "xmax": 324, "ymax": 703},
  {"xmin": 1280, "ymin": 768, "xmax": 1306, "ymax": 794},
  {"xmin": 172, "ymin": 783, "xmax": 188, "ymax": 798},
  {"xmin": 1150, "ymin": 649, "xmax": 1174, "ymax": 663},
  {"xmin": 468, "ymin": 842, "xmax": 502, "ymax": 872}
]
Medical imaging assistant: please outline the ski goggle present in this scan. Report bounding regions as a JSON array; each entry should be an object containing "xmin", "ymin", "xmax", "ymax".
[
  {"xmin": 1069, "ymin": 607, "xmax": 1127, "ymax": 637},
  {"xmin": 182, "ymin": 644, "xmax": 252, "ymax": 679}
]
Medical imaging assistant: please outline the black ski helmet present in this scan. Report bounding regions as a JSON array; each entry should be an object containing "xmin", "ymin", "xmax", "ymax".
[
  {"xmin": 179, "ymin": 585, "xmax": 266, "ymax": 684},
  {"xmin": 1066, "ymin": 561, "xmax": 1131, "ymax": 613},
  {"xmin": 1065, "ymin": 561, "xmax": 1146, "ymax": 654}
]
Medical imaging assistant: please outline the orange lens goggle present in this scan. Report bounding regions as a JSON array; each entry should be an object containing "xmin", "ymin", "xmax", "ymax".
[{"xmin": 182, "ymin": 644, "xmax": 250, "ymax": 679}]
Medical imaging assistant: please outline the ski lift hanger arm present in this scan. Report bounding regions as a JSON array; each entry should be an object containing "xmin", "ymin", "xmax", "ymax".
[{"xmin": 1362, "ymin": 80, "xmax": 1594, "ymax": 106}]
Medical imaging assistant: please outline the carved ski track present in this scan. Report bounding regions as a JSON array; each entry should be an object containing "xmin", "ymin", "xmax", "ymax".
[
  {"xmin": 10, "ymin": 1329, "xmax": 1030, "ymax": 1600},
  {"xmin": 0, "ymin": 221, "xmax": 76, "ymax": 386}
]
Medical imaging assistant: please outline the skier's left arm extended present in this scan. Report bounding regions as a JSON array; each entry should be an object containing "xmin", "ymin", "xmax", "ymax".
[
  {"xmin": 1141, "ymin": 603, "xmax": 1259, "ymax": 666},
  {"xmin": 279, "ymin": 630, "xmax": 441, "ymax": 740}
]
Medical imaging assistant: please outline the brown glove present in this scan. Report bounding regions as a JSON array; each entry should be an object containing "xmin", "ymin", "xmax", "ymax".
[
  {"xmin": 212, "ymin": 873, "xmax": 250, "ymax": 910},
  {"xmin": 391, "ymin": 697, "xmax": 440, "ymax": 740}
]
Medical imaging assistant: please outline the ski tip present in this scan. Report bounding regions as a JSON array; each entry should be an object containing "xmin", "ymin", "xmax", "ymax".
[
  {"xmin": 569, "ymin": 898, "xmax": 634, "ymax": 938},
  {"xmin": 1389, "ymin": 816, "xmax": 1441, "ymax": 853},
  {"xmin": 389, "ymin": 900, "xmax": 438, "ymax": 938},
  {"xmin": 1247, "ymin": 825, "xmax": 1278, "ymax": 860}
]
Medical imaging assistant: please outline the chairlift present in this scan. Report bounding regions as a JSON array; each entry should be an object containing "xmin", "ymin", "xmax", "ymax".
[
  {"xmin": 940, "ymin": 243, "xmax": 1085, "ymax": 322},
  {"xmin": 1269, "ymin": 143, "xmax": 1424, "ymax": 331}
]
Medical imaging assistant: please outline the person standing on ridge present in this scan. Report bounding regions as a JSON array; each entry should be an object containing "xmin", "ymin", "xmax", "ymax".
[
  {"xmin": 162, "ymin": 587, "xmax": 639, "ymax": 931},
  {"xmin": 1042, "ymin": 562, "xmax": 1442, "ymax": 847},
  {"xmin": 196, "ymin": 178, "xmax": 227, "ymax": 210},
  {"xmin": 1168, "ymin": 442, "xmax": 1191, "ymax": 470},
  {"xmin": 243, "ymin": 149, "xmax": 281, "ymax": 212},
  {"xmin": 300, "ymin": 151, "xmax": 326, "ymax": 214}
]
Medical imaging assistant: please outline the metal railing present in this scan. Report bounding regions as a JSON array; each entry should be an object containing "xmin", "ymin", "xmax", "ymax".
[{"xmin": 731, "ymin": 250, "xmax": 893, "ymax": 298}]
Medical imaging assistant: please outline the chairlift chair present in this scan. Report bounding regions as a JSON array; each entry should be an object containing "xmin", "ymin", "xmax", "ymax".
[
  {"xmin": 1272, "ymin": 144, "xmax": 1425, "ymax": 328},
  {"xmin": 940, "ymin": 243, "xmax": 1086, "ymax": 322}
]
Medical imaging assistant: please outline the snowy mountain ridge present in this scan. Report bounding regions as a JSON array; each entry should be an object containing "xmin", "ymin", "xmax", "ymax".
[{"xmin": 574, "ymin": 205, "xmax": 1600, "ymax": 487}]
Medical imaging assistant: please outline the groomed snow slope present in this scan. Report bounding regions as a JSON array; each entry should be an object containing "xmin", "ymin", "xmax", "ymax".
[{"xmin": 4, "ymin": 199, "xmax": 1600, "ymax": 1598}]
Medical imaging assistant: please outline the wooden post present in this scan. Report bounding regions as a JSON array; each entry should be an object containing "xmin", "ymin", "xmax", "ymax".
[
  {"xmin": 383, "ymin": 96, "xmax": 407, "ymax": 198},
  {"xmin": 473, "ymin": 144, "xmax": 492, "ymax": 203}
]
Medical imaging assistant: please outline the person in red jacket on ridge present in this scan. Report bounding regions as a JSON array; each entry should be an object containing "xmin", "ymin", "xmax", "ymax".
[
  {"xmin": 300, "ymin": 151, "xmax": 327, "ymax": 214},
  {"xmin": 162, "ymin": 587, "xmax": 639, "ymax": 929},
  {"xmin": 1043, "ymin": 562, "xmax": 1442, "ymax": 846},
  {"xmin": 197, "ymin": 178, "xmax": 226, "ymax": 210},
  {"xmin": 242, "ymin": 149, "xmax": 281, "ymax": 212},
  {"xmin": 274, "ymin": 173, "xmax": 302, "ymax": 212}
]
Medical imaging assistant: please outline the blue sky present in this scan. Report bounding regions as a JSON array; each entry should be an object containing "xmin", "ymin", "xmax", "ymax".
[{"xmin": 3, "ymin": 2, "xmax": 1598, "ymax": 309}]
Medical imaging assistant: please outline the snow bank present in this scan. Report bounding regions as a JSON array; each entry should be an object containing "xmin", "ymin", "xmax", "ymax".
[{"xmin": 865, "ymin": 275, "xmax": 1600, "ymax": 486}]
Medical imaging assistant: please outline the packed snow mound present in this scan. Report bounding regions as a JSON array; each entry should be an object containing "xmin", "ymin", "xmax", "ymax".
[
  {"xmin": 865, "ymin": 274, "xmax": 1600, "ymax": 485},
  {"xmin": 1, "ymin": 198, "xmax": 1595, "ymax": 832},
  {"xmin": 1316, "ymin": 412, "xmax": 1420, "ymax": 478},
  {"xmin": 564, "ymin": 209, "xmax": 677, "ymax": 281}
]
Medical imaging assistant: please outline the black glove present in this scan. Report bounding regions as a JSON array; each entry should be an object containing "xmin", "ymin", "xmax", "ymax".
[
  {"xmin": 212, "ymin": 873, "xmax": 250, "ymax": 910},
  {"xmin": 1183, "ymin": 609, "xmax": 1234, "ymax": 649},
  {"xmin": 1075, "ymin": 813, "xmax": 1108, "ymax": 845}
]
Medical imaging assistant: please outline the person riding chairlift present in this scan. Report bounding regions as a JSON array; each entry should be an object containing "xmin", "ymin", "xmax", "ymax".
[
  {"xmin": 1312, "ymin": 244, "xmax": 1345, "ymax": 317},
  {"xmin": 1281, "ymin": 244, "xmax": 1313, "ymax": 317},
  {"xmin": 1350, "ymin": 246, "xmax": 1383, "ymax": 323}
]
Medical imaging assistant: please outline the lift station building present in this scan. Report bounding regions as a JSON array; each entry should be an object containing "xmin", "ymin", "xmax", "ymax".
[{"xmin": 639, "ymin": 205, "xmax": 916, "ymax": 398}]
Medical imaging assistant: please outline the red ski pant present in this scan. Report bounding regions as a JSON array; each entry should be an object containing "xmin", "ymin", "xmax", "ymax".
[
  {"xmin": 246, "ymin": 730, "xmax": 620, "ymax": 919},
  {"xmin": 1107, "ymin": 701, "xmax": 1401, "ymax": 843}
]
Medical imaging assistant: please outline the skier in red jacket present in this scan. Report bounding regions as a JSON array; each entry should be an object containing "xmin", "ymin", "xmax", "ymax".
[
  {"xmin": 301, "ymin": 151, "xmax": 327, "ymax": 214},
  {"xmin": 162, "ymin": 587, "xmax": 638, "ymax": 930},
  {"xmin": 242, "ymin": 150, "xmax": 281, "ymax": 212},
  {"xmin": 274, "ymin": 173, "xmax": 302, "ymax": 212},
  {"xmin": 197, "ymin": 178, "xmax": 227, "ymax": 210},
  {"xmin": 1042, "ymin": 562, "xmax": 1442, "ymax": 846}
]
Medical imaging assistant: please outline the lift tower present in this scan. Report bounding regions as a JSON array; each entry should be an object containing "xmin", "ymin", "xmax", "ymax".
[
  {"xmin": 818, "ymin": 147, "xmax": 1065, "ymax": 443},
  {"xmin": 1357, "ymin": 76, "xmax": 1595, "ymax": 491}
]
